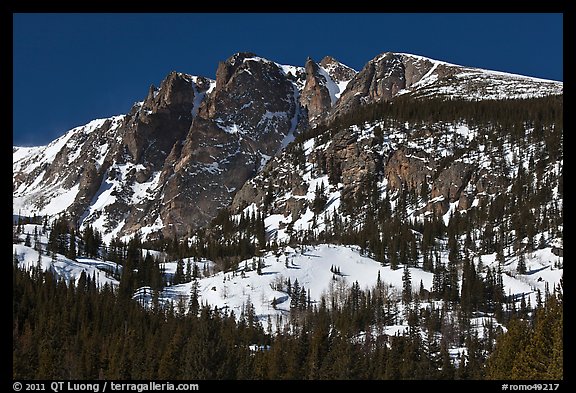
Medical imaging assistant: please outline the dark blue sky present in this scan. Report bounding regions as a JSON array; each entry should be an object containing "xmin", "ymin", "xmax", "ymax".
[{"xmin": 13, "ymin": 13, "xmax": 563, "ymax": 146}]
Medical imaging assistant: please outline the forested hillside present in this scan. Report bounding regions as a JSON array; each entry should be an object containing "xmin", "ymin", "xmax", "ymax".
[{"xmin": 13, "ymin": 52, "xmax": 562, "ymax": 380}]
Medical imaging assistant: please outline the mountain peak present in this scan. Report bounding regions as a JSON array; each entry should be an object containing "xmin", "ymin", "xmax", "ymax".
[
  {"xmin": 329, "ymin": 51, "xmax": 563, "ymax": 121},
  {"xmin": 319, "ymin": 55, "xmax": 357, "ymax": 83},
  {"xmin": 13, "ymin": 50, "xmax": 562, "ymax": 242},
  {"xmin": 141, "ymin": 70, "xmax": 197, "ymax": 115},
  {"xmin": 228, "ymin": 51, "xmax": 259, "ymax": 64}
]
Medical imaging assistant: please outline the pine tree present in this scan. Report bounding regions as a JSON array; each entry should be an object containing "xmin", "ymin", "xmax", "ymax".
[
  {"xmin": 402, "ymin": 265, "xmax": 412, "ymax": 304},
  {"xmin": 546, "ymin": 303, "xmax": 563, "ymax": 379},
  {"xmin": 256, "ymin": 258, "xmax": 263, "ymax": 275},
  {"xmin": 460, "ymin": 256, "xmax": 480, "ymax": 315},
  {"xmin": 66, "ymin": 228, "xmax": 77, "ymax": 260},
  {"xmin": 157, "ymin": 326, "xmax": 185, "ymax": 379},
  {"xmin": 24, "ymin": 233, "xmax": 31, "ymax": 247},
  {"xmin": 173, "ymin": 258, "xmax": 185, "ymax": 285},
  {"xmin": 512, "ymin": 295, "xmax": 563, "ymax": 379},
  {"xmin": 290, "ymin": 279, "xmax": 300, "ymax": 309},
  {"xmin": 517, "ymin": 252, "xmax": 527, "ymax": 275},
  {"xmin": 438, "ymin": 338, "xmax": 455, "ymax": 379},
  {"xmin": 16, "ymin": 213, "xmax": 23, "ymax": 234},
  {"xmin": 418, "ymin": 279, "xmax": 426, "ymax": 300},
  {"xmin": 255, "ymin": 211, "xmax": 266, "ymax": 249},
  {"xmin": 384, "ymin": 336, "xmax": 402, "ymax": 379},
  {"xmin": 446, "ymin": 256, "xmax": 460, "ymax": 302},
  {"xmin": 34, "ymin": 226, "xmax": 41, "ymax": 253},
  {"xmin": 187, "ymin": 279, "xmax": 200, "ymax": 316},
  {"xmin": 432, "ymin": 258, "xmax": 446, "ymax": 300},
  {"xmin": 312, "ymin": 182, "xmax": 328, "ymax": 214},
  {"xmin": 185, "ymin": 258, "xmax": 192, "ymax": 282}
]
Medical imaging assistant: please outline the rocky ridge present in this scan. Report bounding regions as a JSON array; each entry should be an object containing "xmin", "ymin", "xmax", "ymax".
[
  {"xmin": 13, "ymin": 51, "xmax": 562, "ymax": 243},
  {"xmin": 13, "ymin": 53, "xmax": 355, "ymax": 241}
]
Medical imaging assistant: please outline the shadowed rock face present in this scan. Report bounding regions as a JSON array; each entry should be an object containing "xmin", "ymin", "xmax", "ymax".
[
  {"xmin": 155, "ymin": 52, "xmax": 307, "ymax": 238},
  {"xmin": 122, "ymin": 72, "xmax": 201, "ymax": 165},
  {"xmin": 97, "ymin": 72, "xmax": 214, "ymax": 238},
  {"xmin": 300, "ymin": 56, "xmax": 357, "ymax": 127},
  {"xmin": 71, "ymin": 71, "xmax": 211, "ymax": 237},
  {"xmin": 13, "ymin": 52, "xmax": 309, "ymax": 240},
  {"xmin": 300, "ymin": 57, "xmax": 333, "ymax": 127},
  {"xmin": 329, "ymin": 53, "xmax": 432, "ymax": 121},
  {"xmin": 13, "ymin": 51, "xmax": 562, "ymax": 242}
]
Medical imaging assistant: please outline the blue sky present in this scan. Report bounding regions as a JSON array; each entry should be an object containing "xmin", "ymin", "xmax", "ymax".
[{"xmin": 13, "ymin": 13, "xmax": 563, "ymax": 146}]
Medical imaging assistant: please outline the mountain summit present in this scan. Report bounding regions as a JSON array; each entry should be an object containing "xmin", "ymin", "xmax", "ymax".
[
  {"xmin": 329, "ymin": 52, "xmax": 562, "ymax": 121},
  {"xmin": 13, "ymin": 52, "xmax": 562, "ymax": 243}
]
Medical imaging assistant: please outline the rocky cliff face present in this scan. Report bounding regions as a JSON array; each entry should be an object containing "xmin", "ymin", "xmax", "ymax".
[
  {"xmin": 329, "ymin": 53, "xmax": 418, "ymax": 121},
  {"xmin": 231, "ymin": 79, "xmax": 562, "ymax": 246},
  {"xmin": 13, "ymin": 71, "xmax": 213, "ymax": 240},
  {"xmin": 154, "ymin": 52, "xmax": 308, "ymax": 237},
  {"xmin": 13, "ymin": 52, "xmax": 315, "ymax": 241},
  {"xmin": 299, "ymin": 57, "xmax": 333, "ymax": 127},
  {"xmin": 329, "ymin": 52, "xmax": 563, "ymax": 121},
  {"xmin": 300, "ymin": 56, "xmax": 357, "ymax": 126},
  {"xmin": 319, "ymin": 56, "xmax": 357, "ymax": 84},
  {"xmin": 13, "ymin": 51, "xmax": 562, "ymax": 243}
]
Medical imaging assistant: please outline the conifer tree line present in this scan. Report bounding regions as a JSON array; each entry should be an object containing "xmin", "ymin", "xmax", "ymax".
[
  {"xmin": 12, "ymin": 260, "xmax": 562, "ymax": 379},
  {"xmin": 40, "ymin": 95, "xmax": 558, "ymax": 290},
  {"xmin": 298, "ymin": 95, "xmax": 562, "ymax": 145},
  {"xmin": 75, "ymin": 95, "xmax": 560, "ymax": 273},
  {"xmin": 213, "ymin": 95, "xmax": 562, "ymax": 268},
  {"xmin": 13, "ymin": 95, "xmax": 562, "ymax": 380}
]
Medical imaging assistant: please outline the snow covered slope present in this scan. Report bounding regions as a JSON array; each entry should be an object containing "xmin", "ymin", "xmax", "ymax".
[
  {"xmin": 13, "ymin": 227, "xmax": 562, "ymax": 335},
  {"xmin": 397, "ymin": 53, "xmax": 563, "ymax": 100},
  {"xmin": 13, "ymin": 224, "xmax": 120, "ymax": 288},
  {"xmin": 330, "ymin": 52, "xmax": 563, "ymax": 121},
  {"xmin": 13, "ymin": 51, "xmax": 562, "ymax": 245}
]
